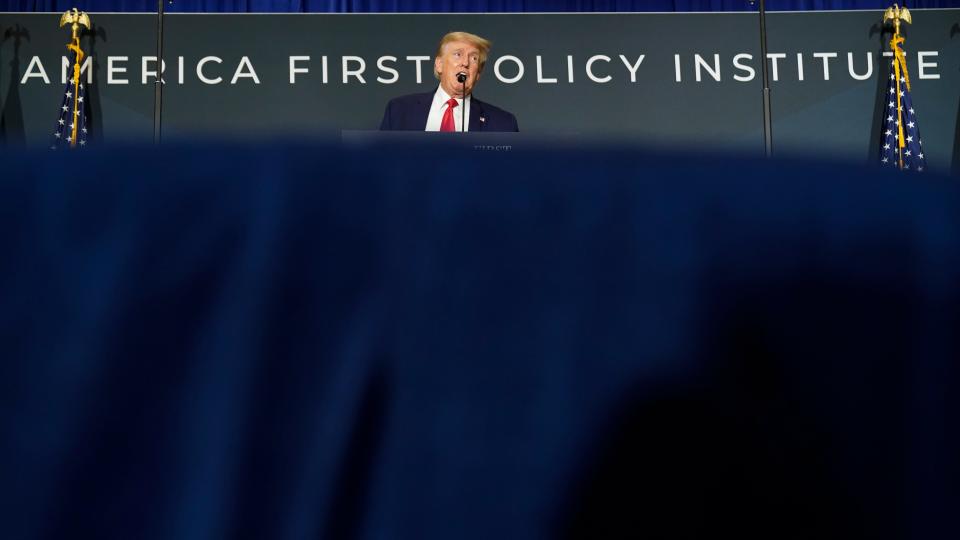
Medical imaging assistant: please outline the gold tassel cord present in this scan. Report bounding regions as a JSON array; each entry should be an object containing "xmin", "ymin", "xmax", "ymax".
[
  {"xmin": 68, "ymin": 38, "xmax": 83, "ymax": 147},
  {"xmin": 891, "ymin": 36, "xmax": 911, "ymax": 92}
]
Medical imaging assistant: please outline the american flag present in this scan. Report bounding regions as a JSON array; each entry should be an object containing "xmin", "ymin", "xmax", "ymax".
[
  {"xmin": 880, "ymin": 35, "xmax": 925, "ymax": 172},
  {"xmin": 50, "ymin": 49, "xmax": 89, "ymax": 150}
]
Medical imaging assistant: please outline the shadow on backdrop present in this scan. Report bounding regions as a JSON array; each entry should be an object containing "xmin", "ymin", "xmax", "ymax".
[
  {"xmin": 82, "ymin": 24, "xmax": 106, "ymax": 142},
  {"xmin": 0, "ymin": 24, "xmax": 28, "ymax": 145}
]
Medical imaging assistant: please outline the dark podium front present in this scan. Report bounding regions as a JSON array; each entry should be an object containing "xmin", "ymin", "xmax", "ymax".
[{"xmin": 341, "ymin": 130, "xmax": 583, "ymax": 152}]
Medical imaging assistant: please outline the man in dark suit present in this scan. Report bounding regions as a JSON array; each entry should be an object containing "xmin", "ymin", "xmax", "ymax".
[{"xmin": 380, "ymin": 31, "xmax": 519, "ymax": 132}]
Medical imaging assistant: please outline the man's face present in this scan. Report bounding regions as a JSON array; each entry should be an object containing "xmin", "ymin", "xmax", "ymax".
[{"xmin": 435, "ymin": 40, "xmax": 482, "ymax": 98}]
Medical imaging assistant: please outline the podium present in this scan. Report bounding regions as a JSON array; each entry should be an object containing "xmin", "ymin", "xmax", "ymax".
[{"xmin": 341, "ymin": 130, "xmax": 583, "ymax": 153}]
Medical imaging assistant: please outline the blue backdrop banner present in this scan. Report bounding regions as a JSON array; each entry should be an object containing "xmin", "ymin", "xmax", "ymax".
[
  {"xmin": 5, "ymin": 1, "xmax": 959, "ymax": 13},
  {"xmin": 3, "ymin": 9, "xmax": 958, "ymax": 170}
]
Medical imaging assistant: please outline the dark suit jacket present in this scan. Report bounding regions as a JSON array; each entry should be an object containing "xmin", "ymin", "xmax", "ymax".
[{"xmin": 379, "ymin": 91, "xmax": 519, "ymax": 132}]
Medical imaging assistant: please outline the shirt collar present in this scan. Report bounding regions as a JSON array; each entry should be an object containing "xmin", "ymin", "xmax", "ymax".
[{"xmin": 433, "ymin": 85, "xmax": 470, "ymax": 108}]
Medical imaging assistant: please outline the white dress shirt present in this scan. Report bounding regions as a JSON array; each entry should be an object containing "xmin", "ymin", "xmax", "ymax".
[{"xmin": 424, "ymin": 86, "xmax": 471, "ymax": 132}]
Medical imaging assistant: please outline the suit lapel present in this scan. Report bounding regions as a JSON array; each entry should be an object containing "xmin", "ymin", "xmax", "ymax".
[
  {"xmin": 469, "ymin": 97, "xmax": 485, "ymax": 132},
  {"xmin": 415, "ymin": 93, "xmax": 433, "ymax": 129}
]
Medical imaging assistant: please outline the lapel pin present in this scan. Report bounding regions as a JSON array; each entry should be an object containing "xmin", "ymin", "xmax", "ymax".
[{"xmin": 479, "ymin": 117, "xmax": 486, "ymax": 123}]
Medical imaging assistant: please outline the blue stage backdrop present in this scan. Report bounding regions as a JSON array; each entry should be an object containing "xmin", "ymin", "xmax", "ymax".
[{"xmin": 6, "ymin": 1, "xmax": 960, "ymax": 13}]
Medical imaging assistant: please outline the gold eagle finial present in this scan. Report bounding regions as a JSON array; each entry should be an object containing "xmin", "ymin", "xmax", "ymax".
[
  {"xmin": 59, "ymin": 8, "xmax": 91, "ymax": 41},
  {"xmin": 883, "ymin": 4, "xmax": 912, "ymax": 34}
]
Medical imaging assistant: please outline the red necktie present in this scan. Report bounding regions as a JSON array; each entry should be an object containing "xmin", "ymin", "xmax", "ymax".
[{"xmin": 440, "ymin": 98, "xmax": 458, "ymax": 132}]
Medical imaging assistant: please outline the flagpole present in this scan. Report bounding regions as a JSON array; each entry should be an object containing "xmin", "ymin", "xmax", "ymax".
[
  {"xmin": 153, "ymin": 0, "xmax": 166, "ymax": 144},
  {"xmin": 56, "ymin": 9, "xmax": 90, "ymax": 149},
  {"xmin": 755, "ymin": 0, "xmax": 773, "ymax": 157}
]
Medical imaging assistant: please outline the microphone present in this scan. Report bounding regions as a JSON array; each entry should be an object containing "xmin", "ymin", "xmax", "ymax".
[{"xmin": 457, "ymin": 72, "xmax": 466, "ymax": 132}]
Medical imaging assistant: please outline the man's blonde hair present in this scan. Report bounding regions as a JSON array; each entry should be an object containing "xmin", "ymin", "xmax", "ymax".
[{"xmin": 433, "ymin": 31, "xmax": 492, "ymax": 79}]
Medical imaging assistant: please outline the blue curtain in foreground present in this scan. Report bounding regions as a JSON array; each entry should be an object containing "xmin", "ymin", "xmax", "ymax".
[
  {"xmin": 0, "ymin": 143, "xmax": 957, "ymax": 539},
  {"xmin": 6, "ymin": 1, "xmax": 959, "ymax": 12}
]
